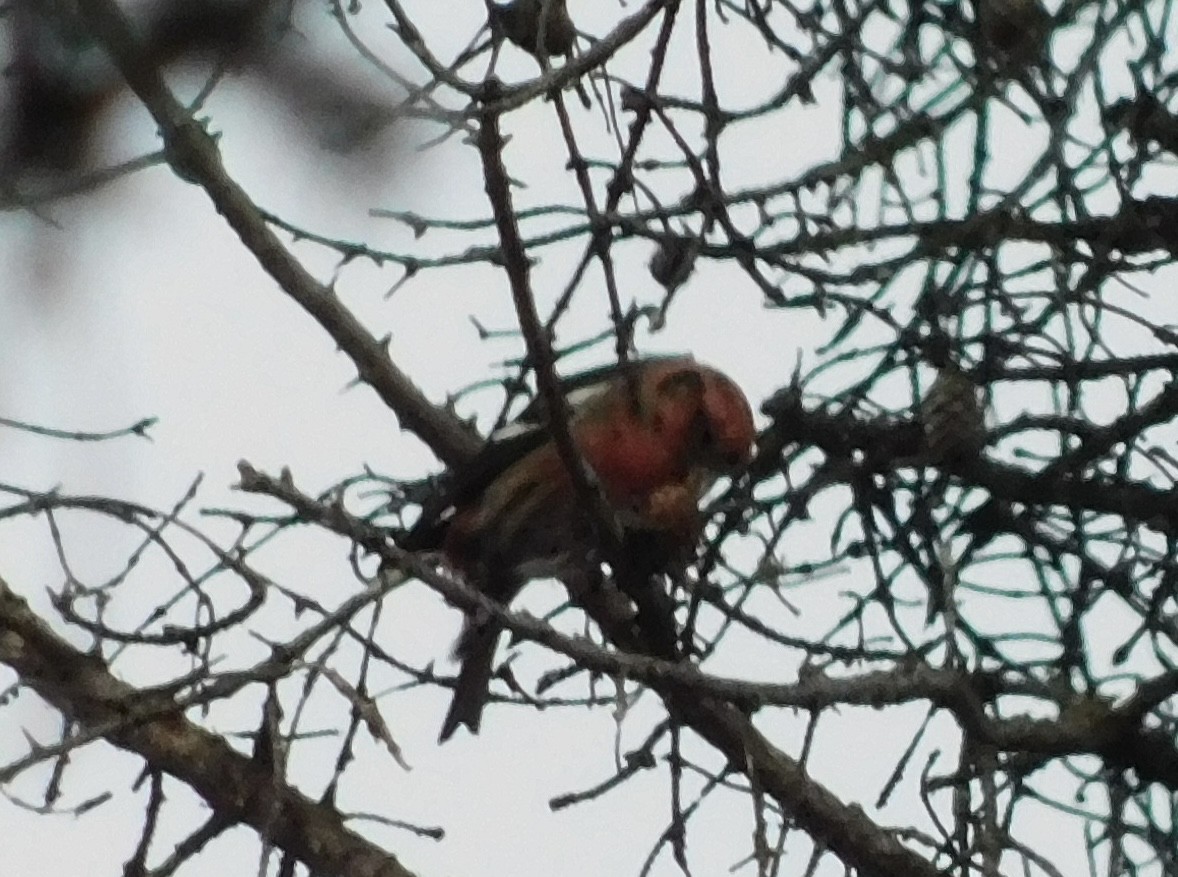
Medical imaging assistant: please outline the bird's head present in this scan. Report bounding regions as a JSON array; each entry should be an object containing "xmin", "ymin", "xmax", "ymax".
[{"xmin": 644, "ymin": 360, "xmax": 756, "ymax": 475}]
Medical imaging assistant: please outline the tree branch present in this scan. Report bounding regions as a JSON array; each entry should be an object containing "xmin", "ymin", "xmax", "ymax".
[
  {"xmin": 0, "ymin": 576, "xmax": 420, "ymax": 877},
  {"xmin": 238, "ymin": 463, "xmax": 943, "ymax": 877},
  {"xmin": 73, "ymin": 0, "xmax": 481, "ymax": 470}
]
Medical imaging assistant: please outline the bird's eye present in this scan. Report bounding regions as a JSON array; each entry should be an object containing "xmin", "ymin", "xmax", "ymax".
[
  {"xmin": 722, "ymin": 448, "xmax": 745, "ymax": 467},
  {"xmin": 695, "ymin": 415, "xmax": 716, "ymax": 449}
]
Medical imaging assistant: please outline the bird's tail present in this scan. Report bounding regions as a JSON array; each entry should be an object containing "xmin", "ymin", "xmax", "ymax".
[{"xmin": 438, "ymin": 617, "xmax": 501, "ymax": 742}]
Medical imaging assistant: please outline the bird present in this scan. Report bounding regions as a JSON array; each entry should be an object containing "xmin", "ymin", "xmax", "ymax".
[
  {"xmin": 403, "ymin": 355, "xmax": 756, "ymax": 741},
  {"xmin": 486, "ymin": 0, "xmax": 591, "ymax": 107},
  {"xmin": 918, "ymin": 358, "xmax": 986, "ymax": 625},
  {"xmin": 920, "ymin": 360, "xmax": 986, "ymax": 466},
  {"xmin": 489, "ymin": 0, "xmax": 578, "ymax": 58},
  {"xmin": 974, "ymin": 0, "xmax": 1052, "ymax": 79}
]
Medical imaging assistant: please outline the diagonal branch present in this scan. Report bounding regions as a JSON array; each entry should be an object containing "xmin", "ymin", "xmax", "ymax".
[
  {"xmin": 239, "ymin": 464, "xmax": 943, "ymax": 877},
  {"xmin": 472, "ymin": 94, "xmax": 627, "ymax": 550},
  {"xmin": 73, "ymin": 0, "xmax": 480, "ymax": 470},
  {"xmin": 0, "ymin": 576, "xmax": 419, "ymax": 877}
]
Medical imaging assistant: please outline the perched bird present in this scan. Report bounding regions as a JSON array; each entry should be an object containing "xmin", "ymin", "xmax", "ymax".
[
  {"xmin": 974, "ymin": 0, "xmax": 1052, "ymax": 79},
  {"xmin": 920, "ymin": 361, "xmax": 987, "ymax": 465},
  {"xmin": 919, "ymin": 359, "xmax": 986, "ymax": 625},
  {"xmin": 404, "ymin": 356, "xmax": 756, "ymax": 741},
  {"xmin": 489, "ymin": 0, "xmax": 578, "ymax": 58},
  {"xmin": 486, "ymin": 0, "xmax": 591, "ymax": 107}
]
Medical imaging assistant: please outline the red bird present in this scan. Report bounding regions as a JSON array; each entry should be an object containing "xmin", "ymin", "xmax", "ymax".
[{"xmin": 404, "ymin": 355, "xmax": 756, "ymax": 741}]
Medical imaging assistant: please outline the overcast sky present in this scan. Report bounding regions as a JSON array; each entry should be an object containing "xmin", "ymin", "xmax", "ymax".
[{"xmin": 1, "ymin": 2, "xmax": 1168, "ymax": 875}]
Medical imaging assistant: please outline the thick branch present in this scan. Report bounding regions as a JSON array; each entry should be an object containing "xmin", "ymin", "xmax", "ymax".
[
  {"xmin": 689, "ymin": 196, "xmax": 1178, "ymax": 263},
  {"xmin": 74, "ymin": 0, "xmax": 480, "ymax": 469},
  {"xmin": 0, "ymin": 576, "xmax": 419, "ymax": 877},
  {"xmin": 760, "ymin": 389, "xmax": 1178, "ymax": 533}
]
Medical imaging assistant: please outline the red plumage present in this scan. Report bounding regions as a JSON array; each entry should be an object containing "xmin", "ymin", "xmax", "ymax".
[{"xmin": 404, "ymin": 355, "xmax": 755, "ymax": 741}]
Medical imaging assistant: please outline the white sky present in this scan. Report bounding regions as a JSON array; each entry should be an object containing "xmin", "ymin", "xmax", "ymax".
[{"xmin": 1, "ymin": 1, "xmax": 1174, "ymax": 875}]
